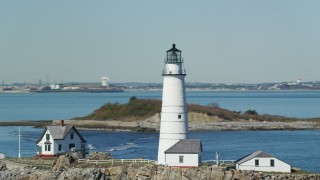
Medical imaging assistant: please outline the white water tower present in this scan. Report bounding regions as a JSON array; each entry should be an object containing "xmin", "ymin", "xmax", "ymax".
[
  {"xmin": 101, "ymin": 77, "xmax": 110, "ymax": 88},
  {"xmin": 157, "ymin": 44, "xmax": 188, "ymax": 164}
]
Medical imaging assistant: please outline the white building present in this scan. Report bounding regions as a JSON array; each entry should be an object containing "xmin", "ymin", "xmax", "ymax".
[
  {"xmin": 164, "ymin": 139, "xmax": 202, "ymax": 167},
  {"xmin": 0, "ymin": 152, "xmax": 5, "ymax": 159},
  {"xmin": 101, "ymin": 77, "xmax": 110, "ymax": 88},
  {"xmin": 236, "ymin": 150, "xmax": 291, "ymax": 173},
  {"xmin": 157, "ymin": 44, "xmax": 202, "ymax": 166},
  {"xmin": 36, "ymin": 120, "xmax": 86, "ymax": 158}
]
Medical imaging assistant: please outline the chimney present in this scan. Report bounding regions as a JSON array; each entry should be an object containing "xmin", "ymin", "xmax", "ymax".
[{"xmin": 61, "ymin": 120, "xmax": 64, "ymax": 126}]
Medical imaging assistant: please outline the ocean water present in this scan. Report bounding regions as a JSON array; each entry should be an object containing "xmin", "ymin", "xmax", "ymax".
[
  {"xmin": 1, "ymin": 91, "xmax": 320, "ymax": 120},
  {"xmin": 0, "ymin": 91, "xmax": 320, "ymax": 172},
  {"xmin": 0, "ymin": 127, "xmax": 319, "ymax": 173}
]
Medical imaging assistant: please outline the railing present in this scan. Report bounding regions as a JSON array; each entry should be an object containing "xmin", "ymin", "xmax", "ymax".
[
  {"xmin": 78, "ymin": 158, "xmax": 157, "ymax": 165},
  {"xmin": 162, "ymin": 69, "xmax": 186, "ymax": 75},
  {"xmin": 202, "ymin": 160, "xmax": 236, "ymax": 165},
  {"xmin": 78, "ymin": 159, "xmax": 235, "ymax": 166}
]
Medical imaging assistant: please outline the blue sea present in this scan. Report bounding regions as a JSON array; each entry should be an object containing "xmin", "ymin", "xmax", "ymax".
[{"xmin": 0, "ymin": 91, "xmax": 320, "ymax": 172}]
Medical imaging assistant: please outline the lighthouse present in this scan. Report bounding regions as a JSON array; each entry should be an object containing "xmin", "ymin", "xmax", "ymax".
[{"xmin": 157, "ymin": 44, "xmax": 188, "ymax": 165}]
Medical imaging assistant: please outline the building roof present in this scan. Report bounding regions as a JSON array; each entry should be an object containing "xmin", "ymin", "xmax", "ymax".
[
  {"xmin": 36, "ymin": 125, "xmax": 86, "ymax": 144},
  {"xmin": 236, "ymin": 150, "xmax": 274, "ymax": 164},
  {"xmin": 165, "ymin": 139, "xmax": 202, "ymax": 154}
]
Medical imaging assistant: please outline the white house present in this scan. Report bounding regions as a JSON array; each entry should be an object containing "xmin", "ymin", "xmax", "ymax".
[
  {"xmin": 164, "ymin": 139, "xmax": 202, "ymax": 167},
  {"xmin": 0, "ymin": 152, "xmax": 5, "ymax": 159},
  {"xmin": 236, "ymin": 150, "xmax": 291, "ymax": 173},
  {"xmin": 36, "ymin": 120, "xmax": 86, "ymax": 158}
]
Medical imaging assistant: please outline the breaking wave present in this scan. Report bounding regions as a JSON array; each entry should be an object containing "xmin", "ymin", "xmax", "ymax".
[
  {"xmin": 107, "ymin": 143, "xmax": 138, "ymax": 152},
  {"xmin": 87, "ymin": 144, "xmax": 96, "ymax": 150}
]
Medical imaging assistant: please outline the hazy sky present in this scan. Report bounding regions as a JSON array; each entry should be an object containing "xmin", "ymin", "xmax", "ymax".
[{"xmin": 1, "ymin": 1, "xmax": 320, "ymax": 84}]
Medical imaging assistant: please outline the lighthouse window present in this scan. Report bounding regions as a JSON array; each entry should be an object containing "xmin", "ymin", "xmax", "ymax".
[
  {"xmin": 178, "ymin": 115, "xmax": 181, "ymax": 119},
  {"xmin": 255, "ymin": 159, "xmax": 259, "ymax": 166},
  {"xmin": 179, "ymin": 156, "xmax": 184, "ymax": 163},
  {"xmin": 270, "ymin": 159, "xmax": 275, "ymax": 167}
]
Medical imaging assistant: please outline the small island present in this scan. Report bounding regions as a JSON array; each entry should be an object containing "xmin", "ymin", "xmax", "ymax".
[
  {"xmin": 58, "ymin": 97, "xmax": 320, "ymax": 131},
  {"xmin": 1, "ymin": 97, "xmax": 319, "ymax": 131}
]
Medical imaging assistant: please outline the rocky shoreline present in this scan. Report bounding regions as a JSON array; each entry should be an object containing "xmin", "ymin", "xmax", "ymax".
[
  {"xmin": 1, "ymin": 114, "xmax": 320, "ymax": 132},
  {"xmin": 0, "ymin": 156, "xmax": 319, "ymax": 180},
  {"xmin": 54, "ymin": 112, "xmax": 320, "ymax": 131}
]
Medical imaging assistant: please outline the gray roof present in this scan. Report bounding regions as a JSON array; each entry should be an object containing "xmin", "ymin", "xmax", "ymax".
[
  {"xmin": 47, "ymin": 125, "xmax": 73, "ymax": 140},
  {"xmin": 36, "ymin": 125, "xmax": 86, "ymax": 143},
  {"xmin": 236, "ymin": 150, "xmax": 274, "ymax": 164},
  {"xmin": 165, "ymin": 139, "xmax": 202, "ymax": 154}
]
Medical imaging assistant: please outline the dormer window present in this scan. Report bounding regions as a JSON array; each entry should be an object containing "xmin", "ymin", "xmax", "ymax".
[{"xmin": 70, "ymin": 132, "xmax": 74, "ymax": 139}]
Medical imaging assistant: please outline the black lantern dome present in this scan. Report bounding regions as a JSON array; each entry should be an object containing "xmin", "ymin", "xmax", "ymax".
[{"xmin": 165, "ymin": 44, "xmax": 183, "ymax": 63}]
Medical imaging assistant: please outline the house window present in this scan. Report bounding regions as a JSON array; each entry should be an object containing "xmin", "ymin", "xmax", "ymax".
[
  {"xmin": 58, "ymin": 144, "xmax": 62, "ymax": 151},
  {"xmin": 45, "ymin": 144, "xmax": 51, "ymax": 151},
  {"xmin": 46, "ymin": 134, "xmax": 50, "ymax": 140},
  {"xmin": 179, "ymin": 156, "xmax": 184, "ymax": 163},
  {"xmin": 270, "ymin": 159, "xmax": 275, "ymax": 167},
  {"xmin": 255, "ymin": 159, "xmax": 259, "ymax": 166},
  {"xmin": 178, "ymin": 115, "xmax": 182, "ymax": 119},
  {"xmin": 70, "ymin": 133, "xmax": 74, "ymax": 139},
  {"xmin": 69, "ymin": 143, "xmax": 75, "ymax": 149}
]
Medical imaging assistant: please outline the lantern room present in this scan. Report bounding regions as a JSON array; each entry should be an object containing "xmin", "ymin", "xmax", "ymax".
[{"xmin": 166, "ymin": 44, "xmax": 183, "ymax": 63}]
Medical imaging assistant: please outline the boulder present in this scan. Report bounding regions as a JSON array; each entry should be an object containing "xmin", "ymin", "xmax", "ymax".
[
  {"xmin": 135, "ymin": 163, "xmax": 157, "ymax": 180},
  {"xmin": 182, "ymin": 168, "xmax": 201, "ymax": 179},
  {"xmin": 106, "ymin": 165, "xmax": 128, "ymax": 179},
  {"xmin": 210, "ymin": 167, "xmax": 225, "ymax": 180},
  {"xmin": 168, "ymin": 167, "xmax": 181, "ymax": 180},
  {"xmin": 52, "ymin": 155, "xmax": 75, "ymax": 171},
  {"xmin": 223, "ymin": 171, "xmax": 234, "ymax": 180},
  {"xmin": 0, "ymin": 161, "xmax": 7, "ymax": 171},
  {"xmin": 199, "ymin": 167, "xmax": 212, "ymax": 180},
  {"xmin": 154, "ymin": 166, "xmax": 171, "ymax": 180},
  {"xmin": 57, "ymin": 168, "xmax": 106, "ymax": 180}
]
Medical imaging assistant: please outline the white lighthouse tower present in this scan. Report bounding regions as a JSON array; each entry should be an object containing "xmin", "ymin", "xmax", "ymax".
[{"xmin": 157, "ymin": 44, "xmax": 188, "ymax": 165}]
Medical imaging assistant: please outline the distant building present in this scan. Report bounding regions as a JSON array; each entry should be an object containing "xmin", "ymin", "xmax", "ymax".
[
  {"xmin": 236, "ymin": 150, "xmax": 291, "ymax": 173},
  {"xmin": 164, "ymin": 139, "xmax": 202, "ymax": 167},
  {"xmin": 101, "ymin": 77, "xmax": 110, "ymax": 88},
  {"xmin": 0, "ymin": 152, "xmax": 5, "ymax": 159},
  {"xmin": 36, "ymin": 120, "xmax": 87, "ymax": 158}
]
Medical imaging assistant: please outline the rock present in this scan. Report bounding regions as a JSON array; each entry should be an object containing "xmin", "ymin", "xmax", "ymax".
[
  {"xmin": 136, "ymin": 163, "xmax": 157, "ymax": 180},
  {"xmin": 182, "ymin": 168, "xmax": 201, "ymax": 179},
  {"xmin": 89, "ymin": 152, "xmax": 112, "ymax": 160},
  {"xmin": 52, "ymin": 155, "xmax": 75, "ymax": 171},
  {"xmin": 168, "ymin": 167, "xmax": 181, "ymax": 180},
  {"xmin": 0, "ymin": 161, "xmax": 7, "ymax": 171},
  {"xmin": 2, "ymin": 161, "xmax": 320, "ymax": 180},
  {"xmin": 223, "ymin": 170, "xmax": 234, "ymax": 180},
  {"xmin": 210, "ymin": 167, "xmax": 225, "ymax": 180},
  {"xmin": 154, "ymin": 166, "xmax": 171, "ymax": 180},
  {"xmin": 58, "ymin": 168, "xmax": 106, "ymax": 180},
  {"xmin": 28, "ymin": 170, "xmax": 57, "ymax": 180},
  {"xmin": 199, "ymin": 167, "xmax": 211, "ymax": 180},
  {"xmin": 106, "ymin": 165, "xmax": 128, "ymax": 179}
]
